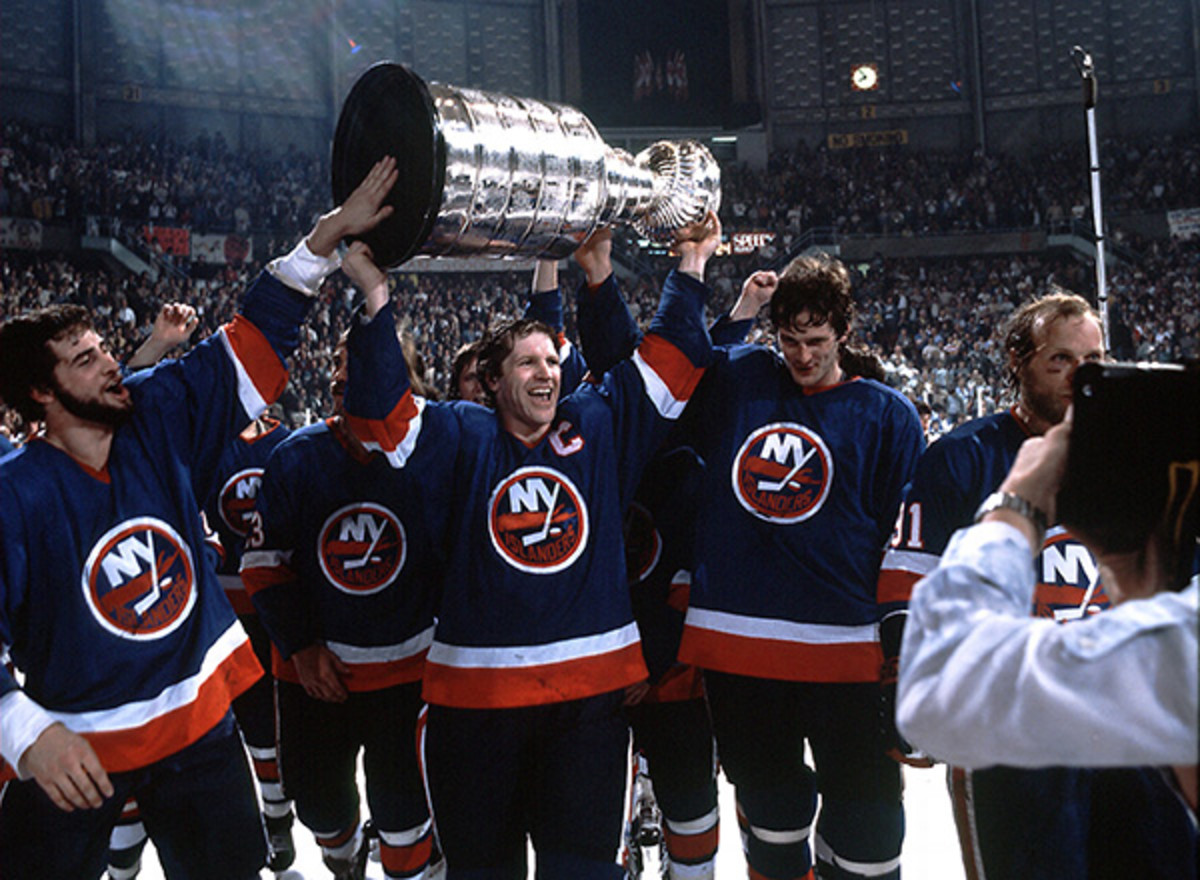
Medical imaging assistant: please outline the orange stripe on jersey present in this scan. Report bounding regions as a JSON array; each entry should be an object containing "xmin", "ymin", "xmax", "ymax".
[
  {"xmin": 876, "ymin": 568, "xmax": 921, "ymax": 605},
  {"xmin": 645, "ymin": 664, "xmax": 704, "ymax": 703},
  {"xmin": 84, "ymin": 639, "xmax": 262, "ymax": 773},
  {"xmin": 666, "ymin": 577, "xmax": 691, "ymax": 613},
  {"xmin": 422, "ymin": 642, "xmax": 648, "ymax": 709},
  {"xmin": 223, "ymin": 315, "xmax": 288, "ymax": 406},
  {"xmin": 337, "ymin": 653, "xmax": 426, "ymax": 692},
  {"xmin": 239, "ymin": 564, "xmax": 295, "ymax": 598},
  {"xmin": 381, "ymin": 836, "xmax": 433, "ymax": 874},
  {"xmin": 638, "ymin": 333, "xmax": 704, "ymax": 402},
  {"xmin": 342, "ymin": 389, "xmax": 420, "ymax": 457},
  {"xmin": 679, "ymin": 627, "xmax": 882, "ymax": 683},
  {"xmin": 272, "ymin": 646, "xmax": 297, "ymax": 682},
  {"xmin": 272, "ymin": 649, "xmax": 425, "ymax": 691},
  {"xmin": 665, "ymin": 825, "xmax": 719, "ymax": 862}
]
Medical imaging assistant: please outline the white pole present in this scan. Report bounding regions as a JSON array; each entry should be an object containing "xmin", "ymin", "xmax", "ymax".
[{"xmin": 1072, "ymin": 46, "xmax": 1109, "ymax": 352}]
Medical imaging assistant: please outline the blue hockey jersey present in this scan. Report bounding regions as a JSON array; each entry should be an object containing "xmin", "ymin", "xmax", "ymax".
[
  {"xmin": 342, "ymin": 271, "xmax": 712, "ymax": 709},
  {"xmin": 876, "ymin": 408, "xmax": 1109, "ymax": 618},
  {"xmin": 0, "ymin": 270, "xmax": 310, "ymax": 777},
  {"xmin": 204, "ymin": 417, "xmax": 290, "ymax": 614},
  {"xmin": 240, "ymin": 416, "xmax": 448, "ymax": 691},
  {"xmin": 678, "ymin": 344, "xmax": 924, "ymax": 683}
]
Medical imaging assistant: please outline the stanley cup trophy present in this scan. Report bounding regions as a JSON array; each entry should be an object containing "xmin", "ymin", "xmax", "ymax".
[{"xmin": 331, "ymin": 62, "xmax": 722, "ymax": 268}]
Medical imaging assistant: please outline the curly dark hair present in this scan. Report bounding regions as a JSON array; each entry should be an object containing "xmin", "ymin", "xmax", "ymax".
[
  {"xmin": 0, "ymin": 304, "xmax": 92, "ymax": 422},
  {"xmin": 769, "ymin": 252, "xmax": 854, "ymax": 338}
]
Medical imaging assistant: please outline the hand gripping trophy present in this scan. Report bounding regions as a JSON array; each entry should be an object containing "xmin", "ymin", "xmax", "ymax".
[{"xmin": 331, "ymin": 62, "xmax": 722, "ymax": 267}]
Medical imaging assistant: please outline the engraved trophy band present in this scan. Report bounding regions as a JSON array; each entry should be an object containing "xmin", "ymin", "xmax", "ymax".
[{"xmin": 331, "ymin": 62, "xmax": 722, "ymax": 268}]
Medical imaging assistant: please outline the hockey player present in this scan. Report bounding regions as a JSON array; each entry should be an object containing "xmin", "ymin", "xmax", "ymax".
[
  {"xmin": 338, "ymin": 215, "xmax": 719, "ymax": 879},
  {"xmin": 106, "ymin": 300, "xmax": 204, "ymax": 880},
  {"xmin": 877, "ymin": 289, "xmax": 1103, "ymax": 879},
  {"xmin": 677, "ymin": 257, "xmax": 924, "ymax": 880},
  {"xmin": 876, "ymin": 289, "xmax": 1193, "ymax": 879},
  {"xmin": 449, "ymin": 340, "xmax": 485, "ymax": 403},
  {"xmin": 208, "ymin": 413, "xmax": 298, "ymax": 870},
  {"xmin": 571, "ymin": 240, "xmax": 785, "ymax": 880},
  {"xmin": 0, "ymin": 156, "xmax": 399, "ymax": 880},
  {"xmin": 241, "ymin": 318, "xmax": 445, "ymax": 880}
]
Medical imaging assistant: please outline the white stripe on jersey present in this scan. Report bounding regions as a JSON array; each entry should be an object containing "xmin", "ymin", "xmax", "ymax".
[
  {"xmin": 218, "ymin": 327, "xmax": 269, "ymax": 422},
  {"xmin": 326, "ymin": 625, "xmax": 435, "ymax": 664},
  {"xmin": 427, "ymin": 621, "xmax": 640, "ymax": 669},
  {"xmin": 46, "ymin": 621, "xmax": 248, "ymax": 734},
  {"xmin": 632, "ymin": 349, "xmax": 688, "ymax": 420},
  {"xmin": 685, "ymin": 607, "xmax": 879, "ymax": 645}
]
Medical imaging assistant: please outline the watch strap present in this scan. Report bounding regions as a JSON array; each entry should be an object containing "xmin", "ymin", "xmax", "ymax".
[{"xmin": 974, "ymin": 490, "xmax": 1049, "ymax": 539}]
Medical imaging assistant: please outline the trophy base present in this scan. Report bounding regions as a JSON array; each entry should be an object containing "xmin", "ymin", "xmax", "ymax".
[{"xmin": 331, "ymin": 63, "xmax": 446, "ymax": 269}]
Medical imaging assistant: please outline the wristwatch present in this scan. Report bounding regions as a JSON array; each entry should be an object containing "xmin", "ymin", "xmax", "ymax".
[{"xmin": 974, "ymin": 490, "xmax": 1048, "ymax": 538}]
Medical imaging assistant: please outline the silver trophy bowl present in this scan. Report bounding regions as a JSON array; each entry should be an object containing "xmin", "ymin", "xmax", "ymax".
[{"xmin": 331, "ymin": 63, "xmax": 722, "ymax": 268}]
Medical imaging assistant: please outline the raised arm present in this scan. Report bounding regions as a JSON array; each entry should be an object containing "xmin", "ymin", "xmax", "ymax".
[
  {"xmin": 573, "ymin": 227, "xmax": 641, "ymax": 378},
  {"xmin": 126, "ymin": 303, "xmax": 199, "ymax": 370},
  {"xmin": 341, "ymin": 241, "xmax": 390, "ymax": 319},
  {"xmin": 523, "ymin": 258, "xmax": 589, "ymax": 394},
  {"xmin": 710, "ymin": 269, "xmax": 776, "ymax": 346}
]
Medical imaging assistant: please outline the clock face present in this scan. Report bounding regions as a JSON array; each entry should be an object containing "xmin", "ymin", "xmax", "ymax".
[{"xmin": 851, "ymin": 64, "xmax": 879, "ymax": 91}]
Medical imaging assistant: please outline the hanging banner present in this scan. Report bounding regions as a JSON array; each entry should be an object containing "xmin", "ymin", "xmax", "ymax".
[
  {"xmin": 142, "ymin": 225, "xmax": 190, "ymax": 257},
  {"xmin": 192, "ymin": 233, "xmax": 253, "ymax": 266},
  {"xmin": 1167, "ymin": 207, "xmax": 1200, "ymax": 240},
  {"xmin": 827, "ymin": 130, "xmax": 909, "ymax": 149},
  {"xmin": 730, "ymin": 231, "xmax": 776, "ymax": 254}
]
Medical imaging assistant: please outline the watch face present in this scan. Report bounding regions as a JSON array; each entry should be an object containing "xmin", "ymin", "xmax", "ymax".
[{"xmin": 851, "ymin": 64, "xmax": 878, "ymax": 91}]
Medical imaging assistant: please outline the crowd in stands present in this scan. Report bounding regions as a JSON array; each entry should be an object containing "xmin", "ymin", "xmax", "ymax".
[
  {"xmin": 5, "ymin": 120, "xmax": 1198, "ymax": 243},
  {"xmin": 721, "ymin": 134, "xmax": 1199, "ymax": 239},
  {"xmin": 1, "ymin": 119, "xmax": 1197, "ymax": 446},
  {"xmin": 1, "ymin": 122, "xmax": 326, "ymax": 238}
]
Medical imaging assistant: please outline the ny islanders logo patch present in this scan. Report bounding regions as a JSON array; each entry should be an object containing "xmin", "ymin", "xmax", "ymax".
[
  {"xmin": 732, "ymin": 423, "xmax": 833, "ymax": 523},
  {"xmin": 489, "ymin": 466, "xmax": 588, "ymax": 574},
  {"xmin": 1035, "ymin": 531, "xmax": 1108, "ymax": 621},
  {"xmin": 82, "ymin": 517, "xmax": 197, "ymax": 640},
  {"xmin": 218, "ymin": 467, "xmax": 264, "ymax": 536},
  {"xmin": 318, "ymin": 503, "xmax": 406, "ymax": 596}
]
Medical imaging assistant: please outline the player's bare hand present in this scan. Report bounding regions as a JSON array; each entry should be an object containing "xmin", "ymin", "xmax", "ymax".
[
  {"xmin": 293, "ymin": 643, "xmax": 351, "ymax": 703},
  {"xmin": 19, "ymin": 723, "xmax": 113, "ymax": 812},
  {"xmin": 573, "ymin": 226, "xmax": 614, "ymax": 286},
  {"xmin": 309, "ymin": 156, "xmax": 399, "ymax": 256},
  {"xmin": 126, "ymin": 302, "xmax": 201, "ymax": 368},
  {"xmin": 342, "ymin": 241, "xmax": 390, "ymax": 318},
  {"xmin": 151, "ymin": 303, "xmax": 199, "ymax": 349},
  {"xmin": 731, "ymin": 271, "xmax": 778, "ymax": 321},
  {"xmin": 998, "ymin": 411, "xmax": 1071, "ymax": 527},
  {"xmin": 675, "ymin": 211, "xmax": 722, "ymax": 279}
]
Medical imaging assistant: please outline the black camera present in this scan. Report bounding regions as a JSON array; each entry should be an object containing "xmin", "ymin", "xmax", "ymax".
[{"xmin": 1057, "ymin": 361, "xmax": 1200, "ymax": 588}]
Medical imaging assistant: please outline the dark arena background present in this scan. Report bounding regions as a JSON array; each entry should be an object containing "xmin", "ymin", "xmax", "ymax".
[{"xmin": 1, "ymin": 1, "xmax": 1197, "ymax": 878}]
